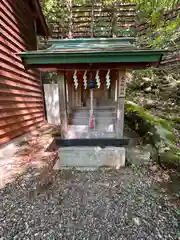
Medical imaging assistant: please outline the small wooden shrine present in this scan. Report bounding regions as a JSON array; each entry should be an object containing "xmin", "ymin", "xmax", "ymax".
[
  {"xmin": 18, "ymin": 37, "xmax": 165, "ymax": 147},
  {"xmin": 18, "ymin": 1, "xmax": 166, "ymax": 150}
]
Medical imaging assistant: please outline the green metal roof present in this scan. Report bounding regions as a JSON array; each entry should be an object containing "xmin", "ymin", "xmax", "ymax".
[{"xmin": 17, "ymin": 38, "xmax": 166, "ymax": 67}]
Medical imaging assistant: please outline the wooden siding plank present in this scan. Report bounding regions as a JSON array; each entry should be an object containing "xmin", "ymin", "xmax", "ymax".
[
  {"xmin": 0, "ymin": 117, "xmax": 44, "ymax": 135},
  {"xmin": 3, "ymin": 0, "xmax": 35, "ymax": 38},
  {"xmin": 0, "ymin": 95, "xmax": 43, "ymax": 103},
  {"xmin": 0, "ymin": 121, "xmax": 44, "ymax": 144},
  {"xmin": 0, "ymin": 61, "xmax": 41, "ymax": 83},
  {"xmin": 0, "ymin": 2, "xmax": 28, "ymax": 35},
  {"xmin": 0, "ymin": 114, "xmax": 44, "ymax": 127},
  {"xmin": 0, "ymin": 113, "xmax": 44, "ymax": 128},
  {"xmin": 0, "ymin": 34, "xmax": 24, "ymax": 53},
  {"xmin": 0, "ymin": 108, "xmax": 43, "ymax": 118},
  {"xmin": 0, "ymin": 11, "xmax": 34, "ymax": 50},
  {"xmin": 0, "ymin": 103, "xmax": 43, "ymax": 110},
  {"xmin": 0, "ymin": 43, "xmax": 38, "ymax": 75},
  {"xmin": 0, "ymin": 109, "xmax": 43, "ymax": 116},
  {"xmin": 0, "ymin": 79, "xmax": 42, "ymax": 93},
  {"xmin": 0, "ymin": 75, "xmax": 41, "ymax": 90},
  {"xmin": 0, "ymin": 61, "xmax": 40, "ymax": 83},
  {"xmin": 0, "ymin": 42, "xmax": 40, "ymax": 78},
  {"xmin": 0, "ymin": 43, "xmax": 23, "ymax": 64},
  {"xmin": 0, "ymin": 87, "xmax": 42, "ymax": 98},
  {"xmin": 0, "ymin": 22, "xmax": 33, "ymax": 51},
  {"xmin": 0, "ymin": 33, "xmax": 26, "ymax": 53},
  {"xmin": 0, "ymin": 19, "xmax": 35, "ymax": 49},
  {"xmin": 0, "ymin": 70, "xmax": 41, "ymax": 88}
]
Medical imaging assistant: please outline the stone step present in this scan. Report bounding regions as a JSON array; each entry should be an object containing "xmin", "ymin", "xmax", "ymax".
[
  {"xmin": 54, "ymin": 146, "xmax": 125, "ymax": 169},
  {"xmin": 72, "ymin": 110, "xmax": 116, "ymax": 116},
  {"xmin": 70, "ymin": 117, "xmax": 116, "ymax": 125},
  {"xmin": 66, "ymin": 131, "xmax": 116, "ymax": 139},
  {"xmin": 72, "ymin": 111, "xmax": 116, "ymax": 118},
  {"xmin": 68, "ymin": 124, "xmax": 116, "ymax": 134},
  {"xmin": 96, "ymin": 112, "xmax": 116, "ymax": 118},
  {"xmin": 73, "ymin": 106, "xmax": 116, "ymax": 111},
  {"xmin": 70, "ymin": 115, "xmax": 116, "ymax": 120},
  {"xmin": 70, "ymin": 109, "xmax": 116, "ymax": 125}
]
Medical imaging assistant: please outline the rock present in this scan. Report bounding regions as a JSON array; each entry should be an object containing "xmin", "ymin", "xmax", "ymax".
[
  {"xmin": 125, "ymin": 100, "xmax": 175, "ymax": 146},
  {"xmin": 125, "ymin": 101, "xmax": 179, "ymax": 169},
  {"xmin": 149, "ymin": 165, "xmax": 158, "ymax": 172},
  {"xmin": 144, "ymin": 99, "xmax": 157, "ymax": 109},
  {"xmin": 142, "ymin": 77, "xmax": 152, "ymax": 82},
  {"xmin": 133, "ymin": 217, "xmax": 141, "ymax": 226},
  {"xmin": 126, "ymin": 145, "xmax": 152, "ymax": 166},
  {"xmin": 144, "ymin": 87, "xmax": 152, "ymax": 93}
]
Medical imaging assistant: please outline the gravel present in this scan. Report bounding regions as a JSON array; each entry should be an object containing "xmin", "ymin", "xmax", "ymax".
[{"xmin": 0, "ymin": 167, "xmax": 179, "ymax": 240}]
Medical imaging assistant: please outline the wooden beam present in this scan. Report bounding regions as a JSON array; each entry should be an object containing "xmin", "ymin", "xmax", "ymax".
[
  {"xmin": 32, "ymin": 62, "xmax": 156, "ymax": 71},
  {"xmin": 57, "ymin": 72, "xmax": 68, "ymax": 130},
  {"xmin": 32, "ymin": 0, "xmax": 49, "ymax": 36}
]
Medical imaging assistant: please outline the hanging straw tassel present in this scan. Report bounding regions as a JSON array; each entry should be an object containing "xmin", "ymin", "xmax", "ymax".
[
  {"xmin": 88, "ymin": 88, "xmax": 95, "ymax": 129},
  {"xmin": 88, "ymin": 114, "xmax": 95, "ymax": 129}
]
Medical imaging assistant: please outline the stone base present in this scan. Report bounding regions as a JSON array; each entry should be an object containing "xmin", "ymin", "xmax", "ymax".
[{"xmin": 54, "ymin": 147, "xmax": 125, "ymax": 169}]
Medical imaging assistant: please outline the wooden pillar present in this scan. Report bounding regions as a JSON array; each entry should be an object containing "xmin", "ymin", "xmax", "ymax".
[
  {"xmin": 116, "ymin": 70, "xmax": 126, "ymax": 138},
  {"xmin": 57, "ymin": 71, "xmax": 68, "ymax": 130},
  {"xmin": 68, "ymin": 83, "xmax": 72, "ymax": 109}
]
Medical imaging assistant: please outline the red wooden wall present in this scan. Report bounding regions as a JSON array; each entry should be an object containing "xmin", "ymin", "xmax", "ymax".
[{"xmin": 0, "ymin": 0, "xmax": 45, "ymax": 144}]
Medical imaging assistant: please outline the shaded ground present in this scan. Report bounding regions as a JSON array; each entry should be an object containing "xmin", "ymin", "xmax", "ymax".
[
  {"xmin": 0, "ymin": 166, "xmax": 180, "ymax": 240},
  {"xmin": 0, "ymin": 124, "xmax": 57, "ymax": 189}
]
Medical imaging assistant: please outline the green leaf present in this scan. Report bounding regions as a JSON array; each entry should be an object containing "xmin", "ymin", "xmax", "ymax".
[{"xmin": 176, "ymin": 209, "xmax": 180, "ymax": 215}]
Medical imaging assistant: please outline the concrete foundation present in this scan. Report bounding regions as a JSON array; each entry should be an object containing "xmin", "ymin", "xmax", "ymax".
[{"xmin": 54, "ymin": 146, "xmax": 125, "ymax": 169}]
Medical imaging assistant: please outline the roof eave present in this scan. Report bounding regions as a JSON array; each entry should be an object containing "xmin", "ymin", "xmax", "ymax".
[
  {"xmin": 48, "ymin": 37, "xmax": 136, "ymax": 45},
  {"xmin": 19, "ymin": 51, "xmax": 164, "ymax": 69}
]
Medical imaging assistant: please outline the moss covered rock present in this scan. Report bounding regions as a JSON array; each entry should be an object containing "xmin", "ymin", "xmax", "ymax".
[
  {"xmin": 125, "ymin": 100, "xmax": 175, "ymax": 145},
  {"xmin": 125, "ymin": 100, "xmax": 180, "ymax": 170},
  {"xmin": 159, "ymin": 148, "xmax": 180, "ymax": 171}
]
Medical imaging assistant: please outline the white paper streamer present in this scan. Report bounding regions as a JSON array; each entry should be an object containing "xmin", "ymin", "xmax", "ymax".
[
  {"xmin": 83, "ymin": 71, "xmax": 87, "ymax": 89},
  {"xmin": 73, "ymin": 70, "xmax": 78, "ymax": 89},
  {"xmin": 95, "ymin": 70, "xmax": 101, "ymax": 88},
  {"xmin": 106, "ymin": 69, "xmax": 111, "ymax": 89}
]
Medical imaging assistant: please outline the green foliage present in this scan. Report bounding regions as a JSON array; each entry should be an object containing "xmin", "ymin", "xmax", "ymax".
[
  {"xmin": 41, "ymin": 71, "xmax": 57, "ymax": 83},
  {"xmin": 41, "ymin": 0, "xmax": 179, "ymax": 26},
  {"xmin": 135, "ymin": 0, "xmax": 179, "ymax": 22},
  {"xmin": 141, "ymin": 17, "xmax": 180, "ymax": 48}
]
